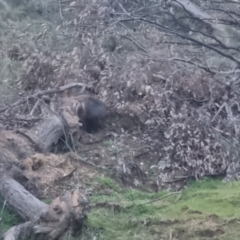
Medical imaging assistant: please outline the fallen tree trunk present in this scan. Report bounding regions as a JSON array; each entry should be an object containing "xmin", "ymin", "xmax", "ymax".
[
  {"xmin": 23, "ymin": 114, "xmax": 66, "ymax": 153},
  {"xmin": 0, "ymin": 86, "xmax": 98, "ymax": 239},
  {"xmin": 0, "ymin": 175, "xmax": 90, "ymax": 240},
  {"xmin": 0, "ymin": 175, "xmax": 48, "ymax": 221}
]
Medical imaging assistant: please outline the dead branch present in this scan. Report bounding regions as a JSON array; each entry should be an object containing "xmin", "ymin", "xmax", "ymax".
[
  {"xmin": 79, "ymin": 133, "xmax": 113, "ymax": 145},
  {"xmin": 136, "ymin": 18, "xmax": 240, "ymax": 65},
  {"xmin": 168, "ymin": 0, "xmax": 212, "ymax": 20},
  {"xmin": 141, "ymin": 191, "xmax": 181, "ymax": 205},
  {"xmin": 0, "ymin": 82, "xmax": 90, "ymax": 113},
  {"xmin": 0, "ymin": 175, "xmax": 48, "ymax": 221}
]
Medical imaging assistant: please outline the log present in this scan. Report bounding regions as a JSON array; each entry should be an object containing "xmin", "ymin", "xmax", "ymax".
[
  {"xmin": 14, "ymin": 107, "xmax": 73, "ymax": 154},
  {"xmin": 0, "ymin": 175, "xmax": 90, "ymax": 240},
  {"xmin": 0, "ymin": 88, "xmax": 96, "ymax": 239},
  {"xmin": 16, "ymin": 95, "xmax": 89, "ymax": 153},
  {"xmin": 34, "ymin": 114, "xmax": 65, "ymax": 153},
  {"xmin": 0, "ymin": 85, "xmax": 101, "ymax": 240},
  {"xmin": 0, "ymin": 175, "xmax": 48, "ymax": 221},
  {"xmin": 2, "ymin": 222, "xmax": 33, "ymax": 240}
]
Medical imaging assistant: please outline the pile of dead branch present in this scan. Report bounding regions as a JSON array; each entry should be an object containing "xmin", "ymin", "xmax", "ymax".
[
  {"xmin": 2, "ymin": 0, "xmax": 240, "ymax": 237},
  {"xmin": 2, "ymin": 0, "xmax": 240, "ymax": 204},
  {"xmin": 17, "ymin": 0, "xmax": 240, "ymax": 189}
]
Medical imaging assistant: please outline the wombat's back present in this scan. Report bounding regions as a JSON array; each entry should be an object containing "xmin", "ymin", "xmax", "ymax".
[
  {"xmin": 77, "ymin": 96, "xmax": 107, "ymax": 133},
  {"xmin": 85, "ymin": 97, "xmax": 107, "ymax": 119}
]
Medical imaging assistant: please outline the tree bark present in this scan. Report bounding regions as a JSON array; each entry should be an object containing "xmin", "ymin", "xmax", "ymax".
[
  {"xmin": 0, "ymin": 175, "xmax": 90, "ymax": 240},
  {"xmin": 0, "ymin": 175, "xmax": 48, "ymax": 221}
]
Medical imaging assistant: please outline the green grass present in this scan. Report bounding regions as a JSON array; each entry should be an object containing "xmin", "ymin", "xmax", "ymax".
[
  {"xmin": 0, "ymin": 197, "xmax": 23, "ymax": 236},
  {"xmin": 2, "ymin": 178, "xmax": 240, "ymax": 239},
  {"xmin": 83, "ymin": 177, "xmax": 240, "ymax": 240}
]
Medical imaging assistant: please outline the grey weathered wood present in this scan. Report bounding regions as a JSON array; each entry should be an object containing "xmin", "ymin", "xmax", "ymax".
[
  {"xmin": 0, "ymin": 175, "xmax": 48, "ymax": 221},
  {"xmin": 0, "ymin": 175, "xmax": 89, "ymax": 240}
]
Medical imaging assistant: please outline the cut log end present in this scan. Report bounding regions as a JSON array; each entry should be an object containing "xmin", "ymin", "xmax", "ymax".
[
  {"xmin": 0, "ymin": 175, "xmax": 90, "ymax": 240},
  {"xmin": 36, "ymin": 189, "xmax": 90, "ymax": 239}
]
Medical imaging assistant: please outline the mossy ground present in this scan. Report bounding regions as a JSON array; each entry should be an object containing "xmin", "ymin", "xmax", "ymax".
[
  {"xmin": 2, "ymin": 178, "xmax": 240, "ymax": 239},
  {"xmin": 0, "ymin": 200, "xmax": 22, "ymax": 236},
  {"xmin": 82, "ymin": 177, "xmax": 240, "ymax": 240}
]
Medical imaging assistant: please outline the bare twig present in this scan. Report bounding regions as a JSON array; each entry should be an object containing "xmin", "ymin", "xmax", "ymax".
[
  {"xmin": 0, "ymin": 83, "xmax": 89, "ymax": 113},
  {"xmin": 118, "ymin": 33, "xmax": 148, "ymax": 53},
  {"xmin": 175, "ymin": 192, "xmax": 182, "ymax": 202},
  {"xmin": 59, "ymin": 0, "xmax": 63, "ymax": 21},
  {"xmin": 30, "ymin": 100, "xmax": 40, "ymax": 116},
  {"xmin": 79, "ymin": 134, "xmax": 113, "ymax": 145},
  {"xmin": 136, "ymin": 18, "xmax": 240, "ymax": 65},
  {"xmin": 211, "ymin": 102, "xmax": 227, "ymax": 123},
  {"xmin": 57, "ymin": 167, "xmax": 77, "ymax": 182},
  {"xmin": 142, "ymin": 191, "xmax": 180, "ymax": 205},
  {"xmin": 114, "ymin": 14, "xmax": 240, "ymax": 65},
  {"xmin": 118, "ymin": 22, "xmax": 148, "ymax": 52}
]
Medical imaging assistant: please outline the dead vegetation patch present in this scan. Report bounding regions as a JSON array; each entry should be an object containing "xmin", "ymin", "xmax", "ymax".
[{"xmin": 2, "ymin": 0, "xmax": 240, "ymax": 238}]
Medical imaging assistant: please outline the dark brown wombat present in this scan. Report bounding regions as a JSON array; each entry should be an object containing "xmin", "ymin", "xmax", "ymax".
[{"xmin": 78, "ymin": 96, "xmax": 107, "ymax": 133}]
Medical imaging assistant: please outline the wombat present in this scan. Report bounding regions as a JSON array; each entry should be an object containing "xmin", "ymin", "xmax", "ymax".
[{"xmin": 78, "ymin": 96, "xmax": 107, "ymax": 133}]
